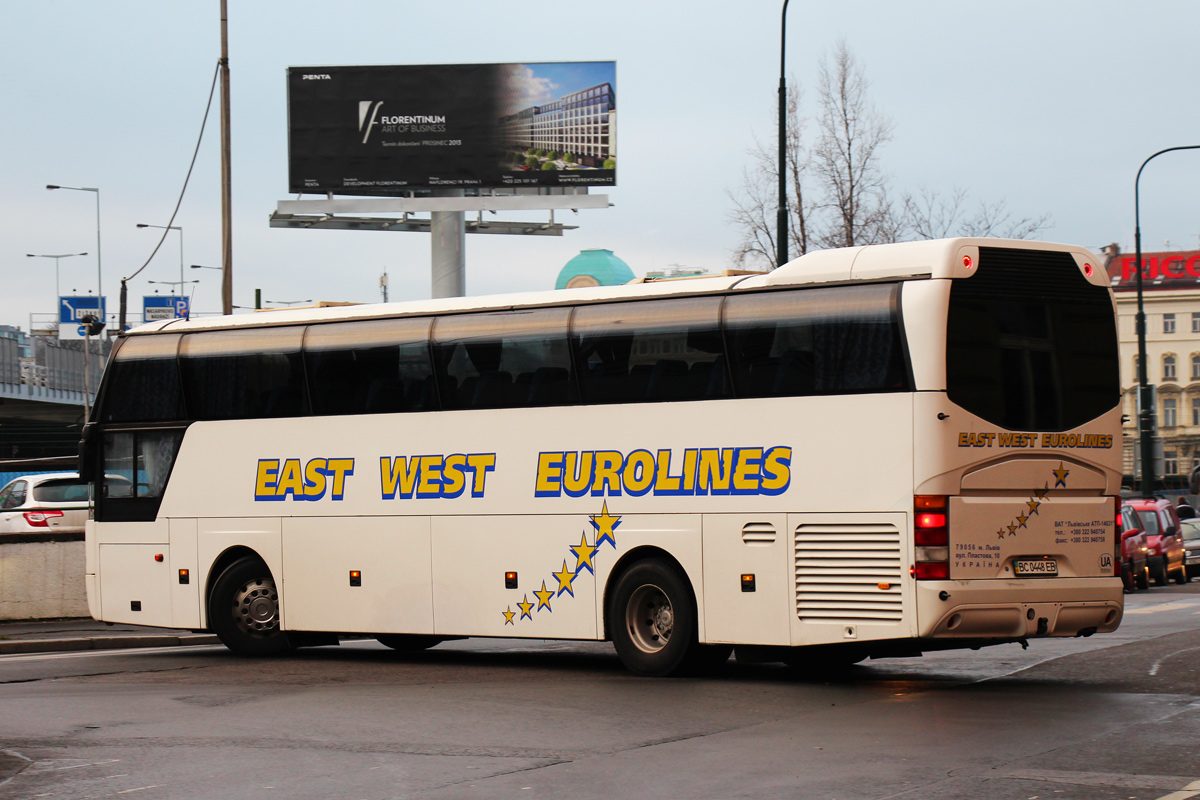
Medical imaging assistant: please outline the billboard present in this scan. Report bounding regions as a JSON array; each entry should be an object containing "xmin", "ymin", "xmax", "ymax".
[{"xmin": 287, "ymin": 62, "xmax": 616, "ymax": 194}]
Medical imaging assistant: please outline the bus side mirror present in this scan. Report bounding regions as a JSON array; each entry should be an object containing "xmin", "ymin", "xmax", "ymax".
[{"xmin": 79, "ymin": 422, "xmax": 98, "ymax": 483}]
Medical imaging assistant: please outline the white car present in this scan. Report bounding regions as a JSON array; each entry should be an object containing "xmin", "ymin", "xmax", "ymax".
[{"xmin": 0, "ymin": 473, "xmax": 94, "ymax": 534}]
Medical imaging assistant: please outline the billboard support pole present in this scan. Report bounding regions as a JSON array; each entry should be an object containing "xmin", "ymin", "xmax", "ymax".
[{"xmin": 431, "ymin": 189, "xmax": 465, "ymax": 298}]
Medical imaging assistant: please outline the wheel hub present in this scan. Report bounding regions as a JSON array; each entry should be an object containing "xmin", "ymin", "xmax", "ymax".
[
  {"xmin": 626, "ymin": 584, "xmax": 673, "ymax": 654},
  {"xmin": 232, "ymin": 577, "xmax": 279, "ymax": 636}
]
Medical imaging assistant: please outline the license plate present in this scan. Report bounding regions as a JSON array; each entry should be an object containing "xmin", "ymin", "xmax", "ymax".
[{"xmin": 1014, "ymin": 558, "xmax": 1058, "ymax": 577}]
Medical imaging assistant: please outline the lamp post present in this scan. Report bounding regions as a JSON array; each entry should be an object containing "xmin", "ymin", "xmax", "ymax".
[
  {"xmin": 136, "ymin": 223, "xmax": 184, "ymax": 290},
  {"xmin": 25, "ymin": 252, "xmax": 87, "ymax": 302},
  {"xmin": 1133, "ymin": 145, "xmax": 1200, "ymax": 498},
  {"xmin": 46, "ymin": 185, "xmax": 103, "ymax": 326},
  {"xmin": 776, "ymin": 0, "xmax": 791, "ymax": 268}
]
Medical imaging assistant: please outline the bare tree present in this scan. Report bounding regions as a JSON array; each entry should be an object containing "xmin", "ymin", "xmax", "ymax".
[
  {"xmin": 902, "ymin": 187, "xmax": 1053, "ymax": 240},
  {"xmin": 810, "ymin": 41, "xmax": 898, "ymax": 249},
  {"xmin": 726, "ymin": 81, "xmax": 812, "ymax": 270}
]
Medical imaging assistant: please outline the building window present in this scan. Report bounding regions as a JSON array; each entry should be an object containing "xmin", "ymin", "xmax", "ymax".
[
  {"xmin": 1164, "ymin": 313, "xmax": 1176, "ymax": 333},
  {"xmin": 1193, "ymin": 355, "xmax": 1200, "ymax": 381},
  {"xmin": 1134, "ymin": 355, "xmax": 1141, "ymax": 382},
  {"xmin": 1164, "ymin": 397, "xmax": 1178, "ymax": 427},
  {"xmin": 1164, "ymin": 355, "xmax": 1177, "ymax": 381},
  {"xmin": 1165, "ymin": 449, "xmax": 1179, "ymax": 475},
  {"xmin": 1192, "ymin": 399, "xmax": 1199, "ymax": 426},
  {"xmin": 1193, "ymin": 312, "xmax": 1200, "ymax": 333}
]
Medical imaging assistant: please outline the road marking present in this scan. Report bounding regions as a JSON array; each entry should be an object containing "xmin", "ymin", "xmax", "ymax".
[
  {"xmin": 0, "ymin": 644, "xmax": 220, "ymax": 664},
  {"xmin": 1156, "ymin": 779, "xmax": 1200, "ymax": 800},
  {"xmin": 1001, "ymin": 769, "xmax": 1200, "ymax": 790},
  {"xmin": 1149, "ymin": 645, "xmax": 1200, "ymax": 676},
  {"xmin": 1124, "ymin": 601, "xmax": 1200, "ymax": 615}
]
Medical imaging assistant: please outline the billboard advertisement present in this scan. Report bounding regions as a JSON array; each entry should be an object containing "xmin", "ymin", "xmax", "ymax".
[{"xmin": 287, "ymin": 61, "xmax": 616, "ymax": 194}]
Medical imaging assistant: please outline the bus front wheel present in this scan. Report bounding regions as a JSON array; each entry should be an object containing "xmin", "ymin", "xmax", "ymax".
[
  {"xmin": 608, "ymin": 558, "xmax": 706, "ymax": 677},
  {"xmin": 208, "ymin": 557, "xmax": 291, "ymax": 656}
]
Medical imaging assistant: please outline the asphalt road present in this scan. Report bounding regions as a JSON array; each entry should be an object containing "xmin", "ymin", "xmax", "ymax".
[{"xmin": 3, "ymin": 584, "xmax": 1200, "ymax": 800}]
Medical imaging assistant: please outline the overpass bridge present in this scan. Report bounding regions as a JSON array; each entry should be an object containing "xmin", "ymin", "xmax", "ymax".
[{"xmin": 0, "ymin": 334, "xmax": 109, "ymax": 460}]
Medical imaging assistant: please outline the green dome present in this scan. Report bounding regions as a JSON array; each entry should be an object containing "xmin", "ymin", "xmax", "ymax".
[{"xmin": 556, "ymin": 249, "xmax": 635, "ymax": 290}]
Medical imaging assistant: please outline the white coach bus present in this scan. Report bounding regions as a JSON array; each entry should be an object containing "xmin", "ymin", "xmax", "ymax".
[{"xmin": 80, "ymin": 238, "xmax": 1123, "ymax": 676}]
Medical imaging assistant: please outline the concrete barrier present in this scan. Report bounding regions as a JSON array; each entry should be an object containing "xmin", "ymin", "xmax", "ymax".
[{"xmin": 0, "ymin": 534, "xmax": 88, "ymax": 620}]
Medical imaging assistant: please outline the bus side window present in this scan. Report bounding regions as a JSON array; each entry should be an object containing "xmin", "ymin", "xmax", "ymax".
[
  {"xmin": 97, "ymin": 334, "xmax": 185, "ymax": 423},
  {"xmin": 179, "ymin": 327, "xmax": 308, "ymax": 420},
  {"xmin": 303, "ymin": 317, "xmax": 434, "ymax": 416},
  {"xmin": 571, "ymin": 296, "xmax": 727, "ymax": 405}
]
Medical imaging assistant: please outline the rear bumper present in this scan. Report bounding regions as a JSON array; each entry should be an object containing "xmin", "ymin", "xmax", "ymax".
[{"xmin": 916, "ymin": 578, "xmax": 1123, "ymax": 639}]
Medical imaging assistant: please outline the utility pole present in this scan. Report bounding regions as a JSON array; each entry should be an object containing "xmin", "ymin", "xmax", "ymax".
[
  {"xmin": 380, "ymin": 268, "xmax": 389, "ymax": 303},
  {"xmin": 219, "ymin": 0, "xmax": 233, "ymax": 315}
]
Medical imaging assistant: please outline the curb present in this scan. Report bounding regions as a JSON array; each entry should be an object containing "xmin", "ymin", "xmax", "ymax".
[{"xmin": 0, "ymin": 634, "xmax": 220, "ymax": 655}]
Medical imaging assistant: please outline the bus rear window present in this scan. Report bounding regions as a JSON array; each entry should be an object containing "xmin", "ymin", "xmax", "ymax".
[{"xmin": 946, "ymin": 248, "xmax": 1118, "ymax": 431}]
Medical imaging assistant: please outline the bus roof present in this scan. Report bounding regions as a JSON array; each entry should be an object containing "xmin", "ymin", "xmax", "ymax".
[{"xmin": 126, "ymin": 237, "xmax": 1104, "ymax": 336}]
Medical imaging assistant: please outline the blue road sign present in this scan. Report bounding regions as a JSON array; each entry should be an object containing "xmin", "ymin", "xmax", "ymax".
[
  {"xmin": 143, "ymin": 296, "xmax": 189, "ymax": 323},
  {"xmin": 59, "ymin": 296, "xmax": 105, "ymax": 324}
]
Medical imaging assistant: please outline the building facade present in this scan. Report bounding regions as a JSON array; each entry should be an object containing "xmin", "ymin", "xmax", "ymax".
[
  {"xmin": 1106, "ymin": 246, "xmax": 1200, "ymax": 486},
  {"xmin": 501, "ymin": 82, "xmax": 616, "ymax": 168}
]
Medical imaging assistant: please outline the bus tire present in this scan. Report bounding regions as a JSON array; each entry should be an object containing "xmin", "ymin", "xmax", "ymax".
[
  {"xmin": 208, "ymin": 557, "xmax": 291, "ymax": 656},
  {"xmin": 376, "ymin": 634, "xmax": 443, "ymax": 652},
  {"xmin": 608, "ymin": 558, "xmax": 699, "ymax": 677}
]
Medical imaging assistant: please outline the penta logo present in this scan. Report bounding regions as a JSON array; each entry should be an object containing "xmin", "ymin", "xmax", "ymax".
[
  {"xmin": 302, "ymin": 74, "xmax": 332, "ymax": 80},
  {"xmin": 359, "ymin": 100, "xmax": 384, "ymax": 144}
]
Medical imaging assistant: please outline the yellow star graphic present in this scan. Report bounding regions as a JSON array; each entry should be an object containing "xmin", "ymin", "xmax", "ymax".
[
  {"xmin": 1034, "ymin": 484, "xmax": 1049, "ymax": 500},
  {"xmin": 552, "ymin": 560, "xmax": 578, "ymax": 598},
  {"xmin": 517, "ymin": 595, "xmax": 534, "ymax": 621},
  {"xmin": 1007, "ymin": 523, "xmax": 1017, "ymax": 535},
  {"xmin": 1027, "ymin": 500, "xmax": 1041, "ymax": 516},
  {"xmin": 996, "ymin": 529, "xmax": 1006, "ymax": 540},
  {"xmin": 534, "ymin": 580, "xmax": 555, "ymax": 612},
  {"xmin": 570, "ymin": 532, "xmax": 598, "ymax": 575},
  {"xmin": 1016, "ymin": 513, "xmax": 1029, "ymax": 529},
  {"xmin": 590, "ymin": 501, "xmax": 621, "ymax": 549},
  {"xmin": 502, "ymin": 607, "xmax": 516, "ymax": 626},
  {"xmin": 1053, "ymin": 462, "xmax": 1070, "ymax": 488}
]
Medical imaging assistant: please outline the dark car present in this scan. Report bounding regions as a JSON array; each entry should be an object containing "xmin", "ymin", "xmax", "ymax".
[
  {"xmin": 1119, "ymin": 504, "xmax": 1150, "ymax": 591},
  {"xmin": 1181, "ymin": 518, "xmax": 1200, "ymax": 579},
  {"xmin": 1123, "ymin": 498, "xmax": 1189, "ymax": 585}
]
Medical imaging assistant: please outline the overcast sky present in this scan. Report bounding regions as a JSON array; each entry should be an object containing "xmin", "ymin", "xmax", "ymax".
[{"xmin": 3, "ymin": 1, "xmax": 1198, "ymax": 328}]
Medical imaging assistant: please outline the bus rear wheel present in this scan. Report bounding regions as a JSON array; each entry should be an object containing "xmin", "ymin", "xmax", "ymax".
[
  {"xmin": 608, "ymin": 558, "xmax": 707, "ymax": 677},
  {"xmin": 376, "ymin": 634, "xmax": 443, "ymax": 651},
  {"xmin": 208, "ymin": 557, "xmax": 291, "ymax": 656}
]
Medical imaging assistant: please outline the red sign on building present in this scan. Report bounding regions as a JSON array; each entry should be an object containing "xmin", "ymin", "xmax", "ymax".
[{"xmin": 1107, "ymin": 249, "xmax": 1200, "ymax": 291}]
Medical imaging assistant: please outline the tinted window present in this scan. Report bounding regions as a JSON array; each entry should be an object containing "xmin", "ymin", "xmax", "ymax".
[
  {"xmin": 947, "ymin": 248, "xmax": 1118, "ymax": 431},
  {"xmin": 98, "ymin": 334, "xmax": 185, "ymax": 422},
  {"xmin": 305, "ymin": 318, "xmax": 435, "ymax": 415},
  {"xmin": 572, "ymin": 297, "xmax": 728, "ymax": 404},
  {"xmin": 102, "ymin": 430, "xmax": 184, "ymax": 500},
  {"xmin": 32, "ymin": 478, "xmax": 89, "ymax": 503},
  {"xmin": 1, "ymin": 480, "xmax": 26, "ymax": 509},
  {"xmin": 433, "ymin": 308, "xmax": 575, "ymax": 410},
  {"xmin": 180, "ymin": 327, "xmax": 308, "ymax": 420},
  {"xmin": 725, "ymin": 285, "xmax": 909, "ymax": 397}
]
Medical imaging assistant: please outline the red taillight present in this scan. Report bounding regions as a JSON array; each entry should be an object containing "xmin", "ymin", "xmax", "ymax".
[
  {"xmin": 914, "ymin": 496, "xmax": 950, "ymax": 580},
  {"xmin": 913, "ymin": 562, "xmax": 950, "ymax": 580},
  {"xmin": 962, "ymin": 255, "xmax": 974, "ymax": 270},
  {"xmin": 23, "ymin": 510, "xmax": 64, "ymax": 528},
  {"xmin": 1113, "ymin": 496, "xmax": 1122, "ymax": 577},
  {"xmin": 1084, "ymin": 262, "xmax": 1094, "ymax": 277}
]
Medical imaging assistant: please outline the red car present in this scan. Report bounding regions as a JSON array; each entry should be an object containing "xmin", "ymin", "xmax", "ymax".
[
  {"xmin": 1118, "ymin": 503, "xmax": 1150, "ymax": 591},
  {"xmin": 1122, "ymin": 499, "xmax": 1189, "ymax": 585}
]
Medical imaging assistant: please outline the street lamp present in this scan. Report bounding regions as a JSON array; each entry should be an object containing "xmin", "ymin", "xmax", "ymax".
[
  {"xmin": 190, "ymin": 264, "xmax": 221, "ymax": 271},
  {"xmin": 264, "ymin": 299, "xmax": 311, "ymax": 307},
  {"xmin": 46, "ymin": 185, "xmax": 103, "ymax": 325},
  {"xmin": 136, "ymin": 223, "xmax": 184, "ymax": 290},
  {"xmin": 1133, "ymin": 145, "xmax": 1200, "ymax": 498},
  {"xmin": 777, "ymin": 0, "xmax": 791, "ymax": 268},
  {"xmin": 25, "ymin": 252, "xmax": 87, "ymax": 301}
]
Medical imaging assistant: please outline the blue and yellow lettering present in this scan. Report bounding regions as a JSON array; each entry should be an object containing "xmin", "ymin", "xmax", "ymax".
[
  {"xmin": 381, "ymin": 456, "xmax": 421, "ymax": 499},
  {"xmin": 254, "ymin": 459, "xmax": 281, "ymax": 501},
  {"xmin": 592, "ymin": 451, "xmax": 623, "ymax": 496},
  {"xmin": 303, "ymin": 458, "xmax": 328, "ymax": 501},
  {"xmin": 622, "ymin": 450, "xmax": 656, "ymax": 497},
  {"xmin": 563, "ymin": 451, "xmax": 594, "ymax": 498},
  {"xmin": 731, "ymin": 448, "xmax": 763, "ymax": 495},
  {"xmin": 652, "ymin": 449, "xmax": 687, "ymax": 496},
  {"xmin": 760, "ymin": 446, "xmax": 792, "ymax": 495},
  {"xmin": 325, "ymin": 459, "xmax": 354, "ymax": 500},
  {"xmin": 442, "ymin": 454, "xmax": 468, "ymax": 498},
  {"xmin": 681, "ymin": 449, "xmax": 699, "ymax": 494},
  {"xmin": 416, "ymin": 455, "xmax": 443, "ymax": 498},
  {"xmin": 535, "ymin": 452, "xmax": 565, "ymax": 498},
  {"xmin": 276, "ymin": 459, "xmax": 305, "ymax": 499},
  {"xmin": 697, "ymin": 448, "xmax": 734, "ymax": 495},
  {"xmin": 465, "ymin": 453, "xmax": 496, "ymax": 497}
]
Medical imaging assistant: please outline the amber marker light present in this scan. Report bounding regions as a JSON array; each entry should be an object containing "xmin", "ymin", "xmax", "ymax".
[{"xmin": 154, "ymin": 553, "xmax": 164, "ymax": 563}]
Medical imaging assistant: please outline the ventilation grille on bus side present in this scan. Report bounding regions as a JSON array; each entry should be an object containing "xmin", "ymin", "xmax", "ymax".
[
  {"xmin": 741, "ymin": 522, "xmax": 777, "ymax": 545},
  {"xmin": 795, "ymin": 523, "xmax": 903, "ymax": 622}
]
